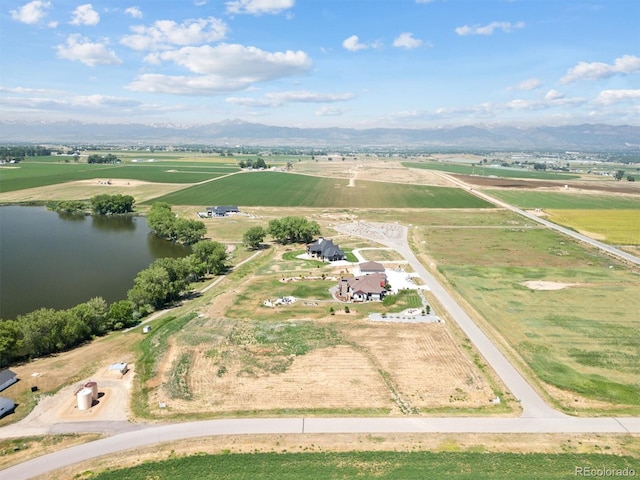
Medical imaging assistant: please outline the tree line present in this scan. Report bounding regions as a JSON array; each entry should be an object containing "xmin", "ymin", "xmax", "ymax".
[
  {"xmin": 0, "ymin": 239, "xmax": 228, "ymax": 366},
  {"xmin": 147, "ymin": 202, "xmax": 207, "ymax": 245},
  {"xmin": 87, "ymin": 153, "xmax": 121, "ymax": 164}
]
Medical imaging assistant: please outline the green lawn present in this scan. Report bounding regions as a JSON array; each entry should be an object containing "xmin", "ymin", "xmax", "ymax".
[
  {"xmin": 403, "ymin": 162, "xmax": 579, "ymax": 180},
  {"xmin": 485, "ymin": 190, "xmax": 640, "ymax": 209},
  {"xmin": 151, "ymin": 172, "xmax": 493, "ymax": 208},
  {"xmin": 90, "ymin": 451, "xmax": 639, "ymax": 480}
]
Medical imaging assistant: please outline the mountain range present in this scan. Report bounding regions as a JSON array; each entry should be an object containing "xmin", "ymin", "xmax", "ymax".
[{"xmin": 0, "ymin": 120, "xmax": 638, "ymax": 151}]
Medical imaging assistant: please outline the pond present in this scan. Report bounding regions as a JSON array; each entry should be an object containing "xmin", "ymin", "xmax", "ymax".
[{"xmin": 0, "ymin": 206, "xmax": 190, "ymax": 319}]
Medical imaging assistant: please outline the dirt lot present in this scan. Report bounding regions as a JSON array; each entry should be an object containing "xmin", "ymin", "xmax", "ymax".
[{"xmin": 0, "ymin": 179, "xmax": 185, "ymax": 203}]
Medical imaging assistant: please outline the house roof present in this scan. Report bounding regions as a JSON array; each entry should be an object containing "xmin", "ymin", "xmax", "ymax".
[
  {"xmin": 343, "ymin": 272, "xmax": 387, "ymax": 295},
  {"xmin": 308, "ymin": 238, "xmax": 344, "ymax": 259},
  {"xmin": 359, "ymin": 261, "xmax": 385, "ymax": 272},
  {"xmin": 0, "ymin": 370, "xmax": 16, "ymax": 385}
]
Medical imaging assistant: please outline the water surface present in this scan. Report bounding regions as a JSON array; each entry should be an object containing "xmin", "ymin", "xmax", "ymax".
[{"xmin": 0, "ymin": 206, "xmax": 189, "ymax": 319}]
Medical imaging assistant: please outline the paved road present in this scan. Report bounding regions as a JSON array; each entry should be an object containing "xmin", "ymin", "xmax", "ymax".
[
  {"xmin": 4, "ymin": 416, "xmax": 640, "ymax": 480},
  {"xmin": 440, "ymin": 172, "xmax": 640, "ymax": 266}
]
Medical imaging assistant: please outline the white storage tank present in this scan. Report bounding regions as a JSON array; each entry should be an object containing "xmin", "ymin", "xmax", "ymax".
[
  {"xmin": 76, "ymin": 387, "xmax": 93, "ymax": 411},
  {"xmin": 84, "ymin": 381, "xmax": 98, "ymax": 400}
]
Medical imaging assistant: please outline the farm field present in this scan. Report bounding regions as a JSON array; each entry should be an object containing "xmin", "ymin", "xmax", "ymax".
[
  {"xmin": 545, "ymin": 209, "xmax": 640, "ymax": 245},
  {"xmin": 152, "ymin": 171, "xmax": 493, "ymax": 208},
  {"xmin": 88, "ymin": 451, "xmax": 640, "ymax": 480},
  {"xmin": 409, "ymin": 212, "xmax": 640, "ymax": 413},
  {"xmin": 402, "ymin": 161, "xmax": 579, "ymax": 180},
  {"xmin": 0, "ymin": 161, "xmax": 239, "ymax": 193},
  {"xmin": 485, "ymin": 190, "xmax": 640, "ymax": 209}
]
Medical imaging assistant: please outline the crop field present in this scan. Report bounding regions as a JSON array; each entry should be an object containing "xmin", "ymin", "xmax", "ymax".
[
  {"xmin": 485, "ymin": 190, "xmax": 640, "ymax": 209},
  {"xmin": 409, "ymin": 213, "xmax": 640, "ymax": 412},
  {"xmin": 89, "ymin": 451, "xmax": 639, "ymax": 480},
  {"xmin": 546, "ymin": 209, "xmax": 640, "ymax": 245},
  {"xmin": 0, "ymin": 162, "xmax": 239, "ymax": 193},
  {"xmin": 151, "ymin": 171, "xmax": 493, "ymax": 208},
  {"xmin": 403, "ymin": 161, "xmax": 579, "ymax": 180}
]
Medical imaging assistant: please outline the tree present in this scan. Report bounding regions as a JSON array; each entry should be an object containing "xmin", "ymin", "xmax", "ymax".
[
  {"xmin": 107, "ymin": 300, "xmax": 136, "ymax": 330},
  {"xmin": 72, "ymin": 297, "xmax": 108, "ymax": 335},
  {"xmin": 242, "ymin": 226, "xmax": 267, "ymax": 250},
  {"xmin": 267, "ymin": 216, "xmax": 321, "ymax": 244},
  {"xmin": 615, "ymin": 170, "xmax": 625, "ymax": 181},
  {"xmin": 191, "ymin": 240, "xmax": 228, "ymax": 277},
  {"xmin": 153, "ymin": 257, "xmax": 191, "ymax": 302},
  {"xmin": 128, "ymin": 264, "xmax": 172, "ymax": 312},
  {"xmin": 91, "ymin": 194, "xmax": 134, "ymax": 215},
  {"xmin": 0, "ymin": 320, "xmax": 23, "ymax": 366},
  {"xmin": 174, "ymin": 217, "xmax": 207, "ymax": 245},
  {"xmin": 628, "ymin": 175, "xmax": 636, "ymax": 182},
  {"xmin": 147, "ymin": 202, "xmax": 177, "ymax": 239}
]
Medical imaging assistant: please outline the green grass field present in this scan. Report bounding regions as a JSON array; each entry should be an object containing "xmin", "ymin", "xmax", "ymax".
[
  {"xmin": 485, "ymin": 190, "xmax": 640, "ymax": 209},
  {"xmin": 89, "ymin": 451, "xmax": 639, "ymax": 480},
  {"xmin": 412, "ymin": 214, "xmax": 640, "ymax": 410},
  {"xmin": 403, "ymin": 162, "xmax": 579, "ymax": 180},
  {"xmin": 151, "ymin": 171, "xmax": 493, "ymax": 208},
  {"xmin": 0, "ymin": 162, "xmax": 239, "ymax": 193}
]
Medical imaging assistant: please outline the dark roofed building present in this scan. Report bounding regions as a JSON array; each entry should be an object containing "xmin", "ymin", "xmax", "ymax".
[
  {"xmin": 206, "ymin": 205, "xmax": 239, "ymax": 217},
  {"xmin": 0, "ymin": 369, "xmax": 17, "ymax": 392},
  {"xmin": 306, "ymin": 237, "xmax": 345, "ymax": 262}
]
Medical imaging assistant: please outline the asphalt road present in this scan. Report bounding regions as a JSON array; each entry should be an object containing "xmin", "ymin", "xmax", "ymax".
[{"xmin": 4, "ymin": 416, "xmax": 640, "ymax": 480}]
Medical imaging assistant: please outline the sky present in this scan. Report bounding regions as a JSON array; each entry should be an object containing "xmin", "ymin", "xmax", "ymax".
[{"xmin": 1, "ymin": 0, "xmax": 639, "ymax": 128}]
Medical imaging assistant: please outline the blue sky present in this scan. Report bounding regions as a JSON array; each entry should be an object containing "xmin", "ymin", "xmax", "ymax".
[{"xmin": 1, "ymin": 0, "xmax": 639, "ymax": 128}]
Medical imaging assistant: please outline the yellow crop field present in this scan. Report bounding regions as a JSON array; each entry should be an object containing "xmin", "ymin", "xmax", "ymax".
[{"xmin": 546, "ymin": 209, "xmax": 640, "ymax": 245}]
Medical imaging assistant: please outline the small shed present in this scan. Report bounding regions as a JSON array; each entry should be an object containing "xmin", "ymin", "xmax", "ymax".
[
  {"xmin": 0, "ymin": 369, "xmax": 18, "ymax": 392},
  {"xmin": 0, "ymin": 396, "xmax": 15, "ymax": 418},
  {"xmin": 108, "ymin": 362, "xmax": 128, "ymax": 376}
]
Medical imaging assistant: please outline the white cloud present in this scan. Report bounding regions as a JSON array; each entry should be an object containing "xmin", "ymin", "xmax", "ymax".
[
  {"xmin": 226, "ymin": 0, "xmax": 294, "ymax": 15},
  {"xmin": 508, "ymin": 78, "xmax": 541, "ymax": 91},
  {"xmin": 315, "ymin": 106, "xmax": 347, "ymax": 116},
  {"xmin": 226, "ymin": 90, "xmax": 354, "ymax": 107},
  {"xmin": 128, "ymin": 44, "xmax": 311, "ymax": 94},
  {"xmin": 595, "ymin": 89, "xmax": 640, "ymax": 105},
  {"xmin": 124, "ymin": 7, "xmax": 143, "ymax": 19},
  {"xmin": 156, "ymin": 43, "xmax": 310, "ymax": 75},
  {"xmin": 0, "ymin": 86, "xmax": 63, "ymax": 95},
  {"xmin": 342, "ymin": 35, "xmax": 368, "ymax": 52},
  {"xmin": 561, "ymin": 55, "xmax": 640, "ymax": 83},
  {"xmin": 455, "ymin": 21, "xmax": 524, "ymax": 36},
  {"xmin": 544, "ymin": 89, "xmax": 564, "ymax": 101},
  {"xmin": 10, "ymin": 1, "xmax": 51, "ymax": 24},
  {"xmin": 70, "ymin": 4, "xmax": 100, "ymax": 26},
  {"xmin": 55, "ymin": 34, "xmax": 122, "ymax": 66},
  {"xmin": 393, "ymin": 33, "xmax": 423, "ymax": 49},
  {"xmin": 121, "ymin": 17, "xmax": 228, "ymax": 51}
]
